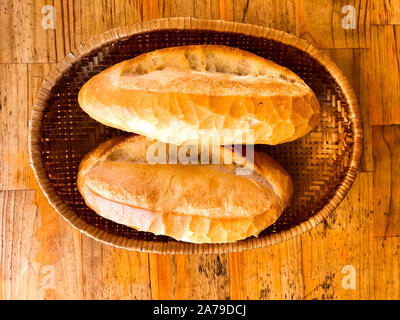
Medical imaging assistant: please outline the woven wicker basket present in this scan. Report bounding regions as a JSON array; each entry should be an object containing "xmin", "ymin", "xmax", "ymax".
[{"xmin": 29, "ymin": 18, "xmax": 363, "ymax": 254}]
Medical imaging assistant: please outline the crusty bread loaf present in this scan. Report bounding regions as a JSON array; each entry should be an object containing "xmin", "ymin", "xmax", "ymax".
[
  {"xmin": 77, "ymin": 135, "xmax": 293, "ymax": 243},
  {"xmin": 78, "ymin": 45, "xmax": 320, "ymax": 145}
]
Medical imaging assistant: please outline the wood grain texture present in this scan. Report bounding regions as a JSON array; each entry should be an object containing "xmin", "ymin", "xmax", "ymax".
[
  {"xmin": 0, "ymin": 189, "xmax": 82, "ymax": 299},
  {"xmin": 373, "ymin": 125, "xmax": 400, "ymax": 237},
  {"xmin": 80, "ymin": 236, "xmax": 152, "ymax": 299},
  {"xmin": 373, "ymin": 237, "xmax": 400, "ymax": 299},
  {"xmin": 0, "ymin": 64, "xmax": 30, "ymax": 190},
  {"xmin": 371, "ymin": 0, "xmax": 400, "ymax": 25},
  {"xmin": 0, "ymin": 63, "xmax": 56, "ymax": 190},
  {"xmin": 229, "ymin": 172, "xmax": 373, "ymax": 300},
  {"xmin": 232, "ymin": 0, "xmax": 297, "ymax": 33},
  {"xmin": 297, "ymin": 0, "xmax": 371, "ymax": 48},
  {"xmin": 0, "ymin": 189, "xmax": 153, "ymax": 299},
  {"xmin": 54, "ymin": 0, "xmax": 143, "ymax": 59},
  {"xmin": 0, "ymin": 0, "xmax": 57, "ymax": 63},
  {"xmin": 1, "ymin": 0, "xmax": 400, "ymax": 300},
  {"xmin": 149, "ymin": 254, "xmax": 231, "ymax": 299},
  {"xmin": 162, "ymin": 0, "xmax": 221, "ymax": 20},
  {"xmin": 369, "ymin": 26, "xmax": 400, "ymax": 125},
  {"xmin": 0, "ymin": 190, "xmax": 39, "ymax": 299}
]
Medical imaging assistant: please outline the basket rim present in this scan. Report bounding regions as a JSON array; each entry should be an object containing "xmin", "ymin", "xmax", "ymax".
[{"xmin": 28, "ymin": 17, "xmax": 363, "ymax": 254}]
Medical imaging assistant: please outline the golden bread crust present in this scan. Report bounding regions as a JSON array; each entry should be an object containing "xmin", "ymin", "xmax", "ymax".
[
  {"xmin": 78, "ymin": 45, "xmax": 321, "ymax": 145},
  {"xmin": 77, "ymin": 135, "xmax": 293, "ymax": 243}
]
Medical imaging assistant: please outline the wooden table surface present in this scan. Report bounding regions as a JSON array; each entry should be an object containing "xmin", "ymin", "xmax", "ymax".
[{"xmin": 0, "ymin": 0, "xmax": 399, "ymax": 300}]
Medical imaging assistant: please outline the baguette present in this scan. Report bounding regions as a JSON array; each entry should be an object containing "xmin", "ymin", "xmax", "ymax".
[
  {"xmin": 78, "ymin": 45, "xmax": 320, "ymax": 145},
  {"xmin": 77, "ymin": 135, "xmax": 293, "ymax": 243}
]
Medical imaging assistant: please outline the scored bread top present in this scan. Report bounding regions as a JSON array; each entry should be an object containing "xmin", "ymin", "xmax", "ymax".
[
  {"xmin": 77, "ymin": 135, "xmax": 293, "ymax": 243},
  {"xmin": 78, "ymin": 135, "xmax": 291, "ymax": 218},
  {"xmin": 119, "ymin": 45, "xmax": 309, "ymax": 97},
  {"xmin": 78, "ymin": 45, "xmax": 321, "ymax": 145}
]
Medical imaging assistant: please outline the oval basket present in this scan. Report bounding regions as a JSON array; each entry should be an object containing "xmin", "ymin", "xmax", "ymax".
[{"xmin": 29, "ymin": 17, "xmax": 363, "ymax": 254}]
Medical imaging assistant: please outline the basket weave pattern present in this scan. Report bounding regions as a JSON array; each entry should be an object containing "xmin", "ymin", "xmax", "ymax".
[{"xmin": 29, "ymin": 18, "xmax": 362, "ymax": 254}]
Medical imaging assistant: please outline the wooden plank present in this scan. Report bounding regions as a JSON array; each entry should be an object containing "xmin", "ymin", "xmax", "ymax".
[
  {"xmin": 373, "ymin": 237, "xmax": 400, "ymax": 299},
  {"xmin": 371, "ymin": 0, "xmax": 400, "ymax": 25},
  {"xmin": 229, "ymin": 239, "xmax": 306, "ymax": 299},
  {"xmin": 229, "ymin": 0, "xmax": 297, "ymax": 34},
  {"xmin": 56, "ymin": 0, "xmax": 142, "ymax": 58},
  {"xmin": 358, "ymin": 49, "xmax": 374, "ymax": 172},
  {"xmin": 148, "ymin": 253, "xmax": 231, "ymax": 299},
  {"xmin": 369, "ymin": 26, "xmax": 400, "ymax": 124},
  {"xmin": 372, "ymin": 125, "xmax": 400, "ymax": 237},
  {"xmin": 297, "ymin": 0, "xmax": 370, "ymax": 48},
  {"xmin": 34, "ymin": 187, "xmax": 152, "ymax": 300},
  {"xmin": 228, "ymin": 172, "xmax": 373, "ymax": 299},
  {"xmin": 322, "ymin": 48, "xmax": 372, "ymax": 172},
  {"xmin": 0, "ymin": 190, "xmax": 38, "ymax": 299},
  {"xmin": 80, "ymin": 235, "xmax": 152, "ymax": 299},
  {"xmin": 30, "ymin": 189, "xmax": 84, "ymax": 299},
  {"xmin": 0, "ymin": 0, "xmax": 57, "ymax": 63},
  {"xmin": 0, "ymin": 189, "xmax": 82, "ymax": 299},
  {"xmin": 105, "ymin": 249, "xmax": 152, "ymax": 299},
  {"xmin": 0, "ymin": 64, "xmax": 30, "ymax": 190},
  {"xmin": 0, "ymin": 63, "xmax": 58, "ymax": 190},
  {"xmin": 301, "ymin": 172, "xmax": 374, "ymax": 299},
  {"xmin": 0, "ymin": 189, "xmax": 152, "ymax": 299},
  {"xmin": 164, "ymin": 0, "xmax": 220, "ymax": 20}
]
